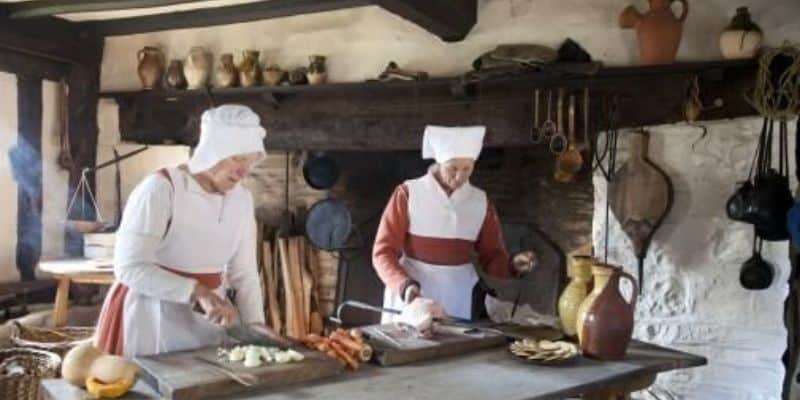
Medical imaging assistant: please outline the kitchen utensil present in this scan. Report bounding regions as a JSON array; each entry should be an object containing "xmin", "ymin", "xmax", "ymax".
[
  {"xmin": 303, "ymin": 152, "xmax": 340, "ymax": 190},
  {"xmin": 305, "ymin": 199, "xmax": 353, "ymax": 251},
  {"xmin": 554, "ymin": 93, "xmax": 584, "ymax": 182},
  {"xmin": 549, "ymin": 88, "xmax": 568, "ymax": 154},
  {"xmin": 529, "ymin": 89, "xmax": 544, "ymax": 144},
  {"xmin": 740, "ymin": 230, "xmax": 774, "ymax": 290},
  {"xmin": 607, "ymin": 130, "xmax": 673, "ymax": 293},
  {"xmin": 540, "ymin": 90, "xmax": 557, "ymax": 139},
  {"xmin": 225, "ymin": 321, "xmax": 294, "ymax": 349},
  {"xmin": 193, "ymin": 357, "xmax": 257, "ymax": 387}
]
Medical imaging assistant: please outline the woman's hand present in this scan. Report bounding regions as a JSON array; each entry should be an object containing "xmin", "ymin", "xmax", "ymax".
[
  {"xmin": 193, "ymin": 283, "xmax": 238, "ymax": 327},
  {"xmin": 512, "ymin": 251, "xmax": 538, "ymax": 276}
]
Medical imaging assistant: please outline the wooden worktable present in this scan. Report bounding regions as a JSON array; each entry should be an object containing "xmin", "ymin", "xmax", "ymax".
[
  {"xmin": 38, "ymin": 258, "xmax": 115, "ymax": 327},
  {"xmin": 41, "ymin": 340, "xmax": 706, "ymax": 400}
]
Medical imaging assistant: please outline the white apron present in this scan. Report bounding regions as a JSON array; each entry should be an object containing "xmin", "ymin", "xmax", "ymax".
[{"xmin": 381, "ymin": 172, "xmax": 486, "ymax": 322}]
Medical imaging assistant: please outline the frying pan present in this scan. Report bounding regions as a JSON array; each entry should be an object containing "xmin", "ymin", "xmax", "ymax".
[{"xmin": 303, "ymin": 152, "xmax": 340, "ymax": 190}]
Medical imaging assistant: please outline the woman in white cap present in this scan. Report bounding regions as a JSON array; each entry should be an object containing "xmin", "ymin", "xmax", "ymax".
[
  {"xmin": 95, "ymin": 104, "xmax": 279, "ymax": 356},
  {"xmin": 372, "ymin": 125, "xmax": 536, "ymax": 328}
]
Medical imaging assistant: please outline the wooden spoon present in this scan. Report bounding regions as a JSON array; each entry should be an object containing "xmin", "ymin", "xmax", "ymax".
[{"xmin": 554, "ymin": 92, "xmax": 584, "ymax": 182}]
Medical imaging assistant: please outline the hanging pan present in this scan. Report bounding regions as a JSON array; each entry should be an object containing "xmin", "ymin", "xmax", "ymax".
[
  {"xmin": 303, "ymin": 152, "xmax": 340, "ymax": 190},
  {"xmin": 304, "ymin": 198, "xmax": 363, "ymax": 252}
]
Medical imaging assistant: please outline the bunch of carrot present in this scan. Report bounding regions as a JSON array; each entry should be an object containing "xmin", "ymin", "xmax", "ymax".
[{"xmin": 301, "ymin": 329, "xmax": 373, "ymax": 370}]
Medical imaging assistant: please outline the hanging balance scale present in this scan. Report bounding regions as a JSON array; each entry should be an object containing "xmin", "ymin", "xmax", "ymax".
[
  {"xmin": 64, "ymin": 146, "xmax": 149, "ymax": 233},
  {"xmin": 607, "ymin": 130, "xmax": 673, "ymax": 294}
]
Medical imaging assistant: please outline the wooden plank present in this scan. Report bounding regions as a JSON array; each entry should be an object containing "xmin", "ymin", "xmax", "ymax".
[
  {"xmin": 0, "ymin": 49, "xmax": 68, "ymax": 81},
  {"xmin": 373, "ymin": 0, "xmax": 476, "ymax": 42},
  {"xmin": 362, "ymin": 323, "xmax": 508, "ymax": 366},
  {"xmin": 13, "ymin": 75, "xmax": 43, "ymax": 282},
  {"xmin": 105, "ymin": 60, "xmax": 758, "ymax": 151},
  {"xmin": 7, "ymin": 0, "xmax": 210, "ymax": 19},
  {"xmin": 0, "ymin": 15, "xmax": 99, "ymax": 65},
  {"xmin": 86, "ymin": 0, "xmax": 372, "ymax": 36},
  {"xmin": 134, "ymin": 346, "xmax": 343, "ymax": 400}
]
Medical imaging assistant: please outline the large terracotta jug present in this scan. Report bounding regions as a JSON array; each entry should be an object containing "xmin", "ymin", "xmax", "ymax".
[
  {"xmin": 575, "ymin": 263, "xmax": 637, "ymax": 360},
  {"xmin": 558, "ymin": 255, "xmax": 594, "ymax": 337},
  {"xmin": 184, "ymin": 47, "xmax": 211, "ymax": 89},
  {"xmin": 137, "ymin": 46, "xmax": 164, "ymax": 90},
  {"xmin": 619, "ymin": 0, "xmax": 688, "ymax": 65}
]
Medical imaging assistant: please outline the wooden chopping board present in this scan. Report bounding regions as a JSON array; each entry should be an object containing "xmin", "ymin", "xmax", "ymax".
[
  {"xmin": 607, "ymin": 130, "xmax": 673, "ymax": 291},
  {"xmin": 361, "ymin": 323, "xmax": 507, "ymax": 366},
  {"xmin": 135, "ymin": 346, "xmax": 343, "ymax": 400}
]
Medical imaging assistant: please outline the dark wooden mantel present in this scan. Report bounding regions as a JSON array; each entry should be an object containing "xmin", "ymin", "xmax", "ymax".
[{"xmin": 99, "ymin": 60, "xmax": 758, "ymax": 151}]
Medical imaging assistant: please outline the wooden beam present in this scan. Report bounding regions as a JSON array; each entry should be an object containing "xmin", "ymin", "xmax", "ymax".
[
  {"xmin": 0, "ymin": 49, "xmax": 68, "ymax": 81},
  {"xmin": 0, "ymin": 15, "xmax": 101, "ymax": 65},
  {"xmin": 11, "ymin": 75, "xmax": 43, "ymax": 281},
  {"xmin": 8, "ymin": 0, "xmax": 209, "ymax": 19},
  {"xmin": 87, "ymin": 0, "xmax": 372, "ymax": 36},
  {"xmin": 373, "ymin": 0, "xmax": 476, "ymax": 42}
]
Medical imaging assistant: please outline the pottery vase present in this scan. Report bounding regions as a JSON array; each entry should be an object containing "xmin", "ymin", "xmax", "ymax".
[
  {"xmin": 137, "ymin": 46, "xmax": 164, "ymax": 90},
  {"xmin": 263, "ymin": 64, "xmax": 286, "ymax": 86},
  {"xmin": 720, "ymin": 7, "xmax": 762, "ymax": 59},
  {"xmin": 619, "ymin": 0, "xmax": 688, "ymax": 65},
  {"xmin": 164, "ymin": 59, "xmax": 187, "ymax": 90},
  {"xmin": 238, "ymin": 50, "xmax": 261, "ymax": 87},
  {"xmin": 575, "ymin": 263, "xmax": 638, "ymax": 360},
  {"xmin": 184, "ymin": 46, "xmax": 211, "ymax": 89},
  {"xmin": 215, "ymin": 53, "xmax": 238, "ymax": 88},
  {"xmin": 306, "ymin": 55, "xmax": 327, "ymax": 85},
  {"xmin": 558, "ymin": 255, "xmax": 594, "ymax": 337}
]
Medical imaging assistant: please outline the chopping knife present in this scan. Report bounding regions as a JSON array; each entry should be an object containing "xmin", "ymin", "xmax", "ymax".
[{"xmin": 226, "ymin": 321, "xmax": 297, "ymax": 349}]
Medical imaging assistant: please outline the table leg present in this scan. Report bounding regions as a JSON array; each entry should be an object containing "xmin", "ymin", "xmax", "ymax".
[{"xmin": 53, "ymin": 277, "xmax": 71, "ymax": 328}]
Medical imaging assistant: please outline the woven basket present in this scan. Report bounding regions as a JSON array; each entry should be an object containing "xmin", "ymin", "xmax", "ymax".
[
  {"xmin": 11, "ymin": 322, "xmax": 95, "ymax": 357},
  {"xmin": 0, "ymin": 347, "xmax": 61, "ymax": 400}
]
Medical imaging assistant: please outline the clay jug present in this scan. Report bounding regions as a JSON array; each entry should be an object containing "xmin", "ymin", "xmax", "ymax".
[
  {"xmin": 558, "ymin": 255, "xmax": 594, "ymax": 337},
  {"xmin": 184, "ymin": 46, "xmax": 211, "ymax": 89},
  {"xmin": 215, "ymin": 53, "xmax": 238, "ymax": 88},
  {"xmin": 238, "ymin": 50, "xmax": 260, "ymax": 87},
  {"xmin": 137, "ymin": 46, "xmax": 164, "ymax": 90},
  {"xmin": 619, "ymin": 0, "xmax": 688, "ymax": 65},
  {"xmin": 575, "ymin": 263, "xmax": 637, "ymax": 360},
  {"xmin": 164, "ymin": 59, "xmax": 187, "ymax": 90},
  {"xmin": 263, "ymin": 64, "xmax": 286, "ymax": 86},
  {"xmin": 306, "ymin": 55, "xmax": 327, "ymax": 85},
  {"xmin": 720, "ymin": 7, "xmax": 762, "ymax": 60}
]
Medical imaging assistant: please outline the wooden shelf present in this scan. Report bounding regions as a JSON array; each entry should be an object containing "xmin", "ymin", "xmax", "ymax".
[{"xmin": 99, "ymin": 59, "xmax": 759, "ymax": 151}]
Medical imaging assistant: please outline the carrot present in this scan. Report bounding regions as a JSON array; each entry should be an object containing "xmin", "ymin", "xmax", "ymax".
[
  {"xmin": 331, "ymin": 332, "xmax": 373, "ymax": 362},
  {"xmin": 329, "ymin": 340, "xmax": 359, "ymax": 370}
]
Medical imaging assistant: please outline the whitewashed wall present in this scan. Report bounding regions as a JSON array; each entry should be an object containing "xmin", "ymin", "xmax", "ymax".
[
  {"xmin": 94, "ymin": 0, "xmax": 800, "ymax": 398},
  {"xmin": 593, "ymin": 118, "xmax": 796, "ymax": 400}
]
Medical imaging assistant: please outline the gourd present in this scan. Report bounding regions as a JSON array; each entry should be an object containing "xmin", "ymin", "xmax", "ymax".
[{"xmin": 61, "ymin": 343, "xmax": 138, "ymax": 397}]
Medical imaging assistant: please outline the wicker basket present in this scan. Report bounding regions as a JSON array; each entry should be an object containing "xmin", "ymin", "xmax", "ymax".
[
  {"xmin": 10, "ymin": 322, "xmax": 95, "ymax": 357},
  {"xmin": 0, "ymin": 347, "xmax": 61, "ymax": 400}
]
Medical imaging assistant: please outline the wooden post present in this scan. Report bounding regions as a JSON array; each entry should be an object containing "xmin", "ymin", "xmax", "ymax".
[{"xmin": 12, "ymin": 75, "xmax": 43, "ymax": 281}]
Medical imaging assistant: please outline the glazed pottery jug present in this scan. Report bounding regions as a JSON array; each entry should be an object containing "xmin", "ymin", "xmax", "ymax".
[
  {"xmin": 238, "ymin": 50, "xmax": 260, "ymax": 87},
  {"xmin": 558, "ymin": 255, "xmax": 594, "ymax": 337},
  {"xmin": 137, "ymin": 46, "xmax": 164, "ymax": 90},
  {"xmin": 575, "ymin": 263, "xmax": 637, "ymax": 360},
  {"xmin": 306, "ymin": 55, "xmax": 327, "ymax": 85},
  {"xmin": 164, "ymin": 59, "xmax": 187, "ymax": 90},
  {"xmin": 619, "ymin": 0, "xmax": 688, "ymax": 65},
  {"xmin": 184, "ymin": 46, "xmax": 211, "ymax": 89},
  {"xmin": 215, "ymin": 53, "xmax": 238, "ymax": 88},
  {"xmin": 720, "ymin": 7, "xmax": 762, "ymax": 59},
  {"xmin": 263, "ymin": 64, "xmax": 286, "ymax": 86}
]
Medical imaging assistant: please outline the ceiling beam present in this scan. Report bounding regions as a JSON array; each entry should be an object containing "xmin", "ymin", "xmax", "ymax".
[
  {"xmin": 7, "ymin": 0, "xmax": 210, "ymax": 19},
  {"xmin": 372, "ymin": 0, "xmax": 476, "ymax": 42},
  {"xmin": 83, "ymin": 0, "xmax": 477, "ymax": 41},
  {"xmin": 0, "ymin": 15, "xmax": 102, "ymax": 66},
  {"xmin": 86, "ymin": 0, "xmax": 372, "ymax": 36}
]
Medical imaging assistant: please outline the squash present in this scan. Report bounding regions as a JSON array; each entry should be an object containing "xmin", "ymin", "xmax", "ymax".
[
  {"xmin": 61, "ymin": 343, "xmax": 138, "ymax": 390},
  {"xmin": 85, "ymin": 376, "xmax": 135, "ymax": 399}
]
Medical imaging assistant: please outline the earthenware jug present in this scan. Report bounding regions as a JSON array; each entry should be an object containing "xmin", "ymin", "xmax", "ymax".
[
  {"xmin": 575, "ymin": 263, "xmax": 637, "ymax": 360},
  {"xmin": 558, "ymin": 255, "xmax": 594, "ymax": 337},
  {"xmin": 215, "ymin": 53, "xmax": 238, "ymax": 88},
  {"xmin": 307, "ymin": 55, "xmax": 327, "ymax": 85},
  {"xmin": 184, "ymin": 46, "xmax": 211, "ymax": 89},
  {"xmin": 164, "ymin": 59, "xmax": 187, "ymax": 90},
  {"xmin": 137, "ymin": 46, "xmax": 164, "ymax": 89},
  {"xmin": 238, "ymin": 50, "xmax": 260, "ymax": 87},
  {"xmin": 619, "ymin": 0, "xmax": 688, "ymax": 65},
  {"xmin": 720, "ymin": 7, "xmax": 762, "ymax": 59},
  {"xmin": 263, "ymin": 64, "xmax": 286, "ymax": 86}
]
